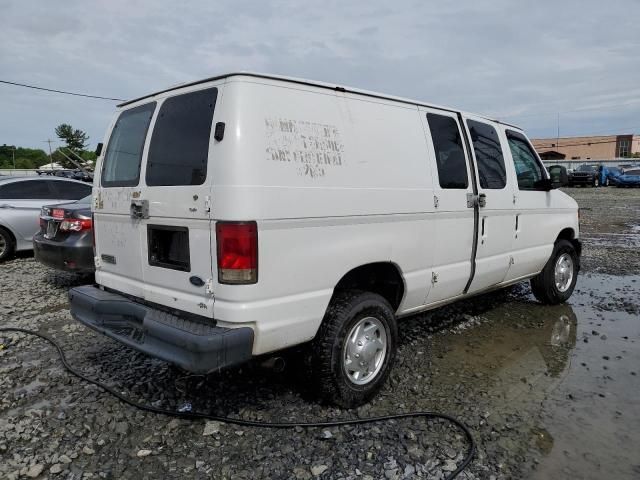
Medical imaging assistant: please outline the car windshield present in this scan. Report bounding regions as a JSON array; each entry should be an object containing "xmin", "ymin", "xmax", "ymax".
[
  {"xmin": 576, "ymin": 165, "xmax": 596, "ymax": 172},
  {"xmin": 624, "ymin": 169, "xmax": 640, "ymax": 176}
]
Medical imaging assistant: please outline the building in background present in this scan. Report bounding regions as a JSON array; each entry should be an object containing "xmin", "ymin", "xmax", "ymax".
[{"xmin": 531, "ymin": 134, "xmax": 640, "ymax": 161}]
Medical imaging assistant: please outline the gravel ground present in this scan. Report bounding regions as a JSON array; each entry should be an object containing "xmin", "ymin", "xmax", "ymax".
[{"xmin": 1, "ymin": 187, "xmax": 639, "ymax": 480}]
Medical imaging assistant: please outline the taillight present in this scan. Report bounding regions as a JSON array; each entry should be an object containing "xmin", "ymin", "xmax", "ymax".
[
  {"xmin": 60, "ymin": 218, "xmax": 93, "ymax": 232},
  {"xmin": 216, "ymin": 221, "xmax": 258, "ymax": 284}
]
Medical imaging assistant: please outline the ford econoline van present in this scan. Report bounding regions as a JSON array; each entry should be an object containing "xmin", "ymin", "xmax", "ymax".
[{"xmin": 69, "ymin": 73, "xmax": 581, "ymax": 407}]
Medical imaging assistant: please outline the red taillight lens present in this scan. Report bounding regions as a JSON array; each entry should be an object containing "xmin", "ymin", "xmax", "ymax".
[
  {"xmin": 216, "ymin": 221, "xmax": 258, "ymax": 284},
  {"xmin": 59, "ymin": 218, "xmax": 93, "ymax": 232},
  {"xmin": 91, "ymin": 213, "xmax": 96, "ymax": 250}
]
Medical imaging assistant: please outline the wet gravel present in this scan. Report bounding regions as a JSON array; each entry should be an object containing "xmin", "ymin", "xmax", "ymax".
[{"xmin": 1, "ymin": 187, "xmax": 639, "ymax": 480}]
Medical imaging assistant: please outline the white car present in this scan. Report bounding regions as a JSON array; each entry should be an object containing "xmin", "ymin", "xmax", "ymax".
[
  {"xmin": 69, "ymin": 73, "xmax": 581, "ymax": 407},
  {"xmin": 0, "ymin": 176, "xmax": 92, "ymax": 261}
]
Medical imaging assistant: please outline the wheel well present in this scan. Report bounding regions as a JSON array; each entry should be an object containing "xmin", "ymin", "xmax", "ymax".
[
  {"xmin": 556, "ymin": 228, "xmax": 581, "ymax": 257},
  {"xmin": 0, "ymin": 224, "xmax": 16, "ymax": 245},
  {"xmin": 333, "ymin": 262, "xmax": 405, "ymax": 311}
]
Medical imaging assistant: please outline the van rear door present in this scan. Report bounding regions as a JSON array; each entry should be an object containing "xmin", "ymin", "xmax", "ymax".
[
  {"xmin": 137, "ymin": 86, "xmax": 219, "ymax": 316},
  {"xmin": 95, "ymin": 86, "xmax": 220, "ymax": 317}
]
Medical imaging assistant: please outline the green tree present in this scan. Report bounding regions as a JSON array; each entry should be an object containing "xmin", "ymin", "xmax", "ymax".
[
  {"xmin": 55, "ymin": 123, "xmax": 89, "ymax": 152},
  {"xmin": 55, "ymin": 123, "xmax": 90, "ymax": 168}
]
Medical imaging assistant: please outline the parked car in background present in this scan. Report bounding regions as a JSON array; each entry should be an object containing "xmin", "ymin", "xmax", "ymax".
[
  {"xmin": 568, "ymin": 164, "xmax": 599, "ymax": 187},
  {"xmin": 33, "ymin": 195, "xmax": 94, "ymax": 273},
  {"xmin": 0, "ymin": 177, "xmax": 92, "ymax": 261},
  {"xmin": 611, "ymin": 168, "xmax": 640, "ymax": 187},
  {"xmin": 599, "ymin": 166, "xmax": 622, "ymax": 186}
]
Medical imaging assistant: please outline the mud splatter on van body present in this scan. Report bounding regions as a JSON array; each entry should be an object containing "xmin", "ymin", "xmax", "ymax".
[{"xmin": 265, "ymin": 118, "xmax": 344, "ymax": 178}]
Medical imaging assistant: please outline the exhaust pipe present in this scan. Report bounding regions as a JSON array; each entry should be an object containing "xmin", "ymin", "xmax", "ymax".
[{"xmin": 260, "ymin": 356, "xmax": 286, "ymax": 373}]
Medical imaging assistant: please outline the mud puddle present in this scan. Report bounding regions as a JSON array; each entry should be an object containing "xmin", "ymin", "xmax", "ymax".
[{"xmin": 428, "ymin": 273, "xmax": 640, "ymax": 479}]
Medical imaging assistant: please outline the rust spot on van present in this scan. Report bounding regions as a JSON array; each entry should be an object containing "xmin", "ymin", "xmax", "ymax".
[{"xmin": 265, "ymin": 118, "xmax": 344, "ymax": 179}]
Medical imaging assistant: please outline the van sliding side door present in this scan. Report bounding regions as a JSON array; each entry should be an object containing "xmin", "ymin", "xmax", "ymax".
[
  {"xmin": 461, "ymin": 114, "xmax": 516, "ymax": 293},
  {"xmin": 420, "ymin": 108, "xmax": 476, "ymax": 304}
]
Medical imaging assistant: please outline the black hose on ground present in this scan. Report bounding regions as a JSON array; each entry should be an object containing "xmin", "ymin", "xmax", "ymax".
[{"xmin": 0, "ymin": 326, "xmax": 476, "ymax": 479}]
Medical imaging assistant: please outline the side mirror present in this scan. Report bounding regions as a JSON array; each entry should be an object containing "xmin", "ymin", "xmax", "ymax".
[
  {"xmin": 95, "ymin": 143, "xmax": 103, "ymax": 157},
  {"xmin": 547, "ymin": 166, "xmax": 569, "ymax": 188}
]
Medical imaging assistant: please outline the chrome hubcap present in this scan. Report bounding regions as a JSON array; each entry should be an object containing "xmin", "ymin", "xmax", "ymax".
[
  {"xmin": 343, "ymin": 316, "xmax": 387, "ymax": 385},
  {"xmin": 554, "ymin": 253, "xmax": 574, "ymax": 293},
  {"xmin": 0, "ymin": 234, "xmax": 6, "ymax": 257}
]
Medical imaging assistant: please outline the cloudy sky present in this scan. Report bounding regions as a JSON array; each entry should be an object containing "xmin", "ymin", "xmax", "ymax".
[{"xmin": 1, "ymin": 0, "xmax": 639, "ymax": 150}]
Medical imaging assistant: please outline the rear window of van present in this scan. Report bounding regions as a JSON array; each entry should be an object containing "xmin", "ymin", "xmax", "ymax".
[
  {"xmin": 102, "ymin": 103, "xmax": 156, "ymax": 187},
  {"xmin": 146, "ymin": 87, "xmax": 218, "ymax": 186}
]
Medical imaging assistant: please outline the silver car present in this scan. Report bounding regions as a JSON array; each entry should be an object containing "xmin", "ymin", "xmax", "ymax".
[{"xmin": 0, "ymin": 176, "xmax": 92, "ymax": 261}]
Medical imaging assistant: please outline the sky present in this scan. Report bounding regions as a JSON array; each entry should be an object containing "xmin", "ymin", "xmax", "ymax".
[{"xmin": 1, "ymin": 0, "xmax": 639, "ymax": 150}]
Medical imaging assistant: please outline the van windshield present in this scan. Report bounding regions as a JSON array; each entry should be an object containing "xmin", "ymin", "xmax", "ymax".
[{"xmin": 101, "ymin": 103, "xmax": 156, "ymax": 187}]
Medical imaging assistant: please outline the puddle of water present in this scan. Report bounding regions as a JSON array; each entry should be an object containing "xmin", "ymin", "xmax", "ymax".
[{"xmin": 429, "ymin": 273, "xmax": 640, "ymax": 479}]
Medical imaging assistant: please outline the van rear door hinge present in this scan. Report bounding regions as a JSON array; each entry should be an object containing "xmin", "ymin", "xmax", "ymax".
[
  {"xmin": 433, "ymin": 195, "xmax": 439, "ymax": 208},
  {"xmin": 205, "ymin": 195, "xmax": 212, "ymax": 214},
  {"xmin": 431, "ymin": 272, "xmax": 439, "ymax": 284},
  {"xmin": 205, "ymin": 278, "xmax": 215, "ymax": 295},
  {"xmin": 94, "ymin": 256, "xmax": 102, "ymax": 269}
]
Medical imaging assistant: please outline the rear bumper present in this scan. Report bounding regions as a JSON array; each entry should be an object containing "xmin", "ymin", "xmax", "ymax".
[
  {"xmin": 68, "ymin": 285, "xmax": 254, "ymax": 373},
  {"xmin": 33, "ymin": 232, "xmax": 94, "ymax": 273}
]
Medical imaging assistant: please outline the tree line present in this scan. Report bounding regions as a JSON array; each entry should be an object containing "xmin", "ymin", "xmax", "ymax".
[{"xmin": 0, "ymin": 123, "xmax": 97, "ymax": 170}]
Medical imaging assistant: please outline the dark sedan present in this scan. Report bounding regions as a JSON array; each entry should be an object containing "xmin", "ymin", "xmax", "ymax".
[{"xmin": 33, "ymin": 195, "xmax": 94, "ymax": 273}]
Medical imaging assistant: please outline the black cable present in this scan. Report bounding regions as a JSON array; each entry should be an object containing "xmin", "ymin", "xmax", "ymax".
[
  {"xmin": 0, "ymin": 79, "xmax": 125, "ymax": 101},
  {"xmin": 0, "ymin": 326, "xmax": 476, "ymax": 479}
]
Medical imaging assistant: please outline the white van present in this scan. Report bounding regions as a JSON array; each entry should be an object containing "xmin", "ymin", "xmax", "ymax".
[{"xmin": 69, "ymin": 73, "xmax": 581, "ymax": 407}]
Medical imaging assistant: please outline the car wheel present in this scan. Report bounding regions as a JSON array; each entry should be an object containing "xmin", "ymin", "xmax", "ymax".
[
  {"xmin": 605, "ymin": 178, "xmax": 610, "ymax": 186},
  {"xmin": 310, "ymin": 290, "xmax": 397, "ymax": 408},
  {"xmin": 593, "ymin": 178, "xmax": 599, "ymax": 187},
  {"xmin": 531, "ymin": 239, "xmax": 579, "ymax": 305},
  {"xmin": 0, "ymin": 226, "xmax": 16, "ymax": 262}
]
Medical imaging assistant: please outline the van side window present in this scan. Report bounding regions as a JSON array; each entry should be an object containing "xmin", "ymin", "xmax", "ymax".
[
  {"xmin": 467, "ymin": 120, "xmax": 506, "ymax": 189},
  {"xmin": 426, "ymin": 113, "xmax": 468, "ymax": 189},
  {"xmin": 102, "ymin": 102, "xmax": 156, "ymax": 187},
  {"xmin": 506, "ymin": 131, "xmax": 545, "ymax": 190},
  {"xmin": 146, "ymin": 88, "xmax": 217, "ymax": 186}
]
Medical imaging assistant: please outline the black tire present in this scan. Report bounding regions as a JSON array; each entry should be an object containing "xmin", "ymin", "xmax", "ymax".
[
  {"xmin": 605, "ymin": 178, "xmax": 610, "ymax": 187},
  {"xmin": 530, "ymin": 239, "xmax": 579, "ymax": 305},
  {"xmin": 310, "ymin": 290, "xmax": 397, "ymax": 408},
  {"xmin": 593, "ymin": 177, "xmax": 599, "ymax": 187},
  {"xmin": 0, "ymin": 226, "xmax": 16, "ymax": 262}
]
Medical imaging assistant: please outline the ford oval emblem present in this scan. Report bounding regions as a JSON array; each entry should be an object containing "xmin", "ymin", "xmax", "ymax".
[{"xmin": 189, "ymin": 276, "xmax": 205, "ymax": 287}]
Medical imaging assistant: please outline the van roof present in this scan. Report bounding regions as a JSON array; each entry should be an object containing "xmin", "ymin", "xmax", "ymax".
[{"xmin": 118, "ymin": 72, "xmax": 521, "ymax": 130}]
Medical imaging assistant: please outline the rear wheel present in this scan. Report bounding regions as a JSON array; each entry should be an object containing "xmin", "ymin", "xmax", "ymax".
[
  {"xmin": 0, "ymin": 227, "xmax": 15, "ymax": 262},
  {"xmin": 593, "ymin": 177, "xmax": 599, "ymax": 187},
  {"xmin": 310, "ymin": 290, "xmax": 397, "ymax": 408},
  {"xmin": 531, "ymin": 239, "xmax": 579, "ymax": 305}
]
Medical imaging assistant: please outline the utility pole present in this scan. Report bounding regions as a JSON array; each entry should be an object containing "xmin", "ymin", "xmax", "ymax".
[
  {"xmin": 45, "ymin": 139, "xmax": 54, "ymax": 169},
  {"xmin": 556, "ymin": 113, "xmax": 560, "ymax": 155},
  {"xmin": 11, "ymin": 146, "xmax": 15, "ymax": 169}
]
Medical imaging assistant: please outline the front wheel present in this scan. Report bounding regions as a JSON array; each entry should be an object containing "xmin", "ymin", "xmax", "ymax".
[
  {"xmin": 531, "ymin": 239, "xmax": 579, "ymax": 305},
  {"xmin": 310, "ymin": 290, "xmax": 397, "ymax": 408},
  {"xmin": 593, "ymin": 178, "xmax": 599, "ymax": 187}
]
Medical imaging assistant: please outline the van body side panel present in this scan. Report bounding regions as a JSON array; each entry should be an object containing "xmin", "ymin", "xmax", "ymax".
[{"xmin": 210, "ymin": 79, "xmax": 435, "ymax": 354}]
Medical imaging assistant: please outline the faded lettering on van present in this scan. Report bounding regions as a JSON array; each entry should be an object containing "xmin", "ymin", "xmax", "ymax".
[{"xmin": 265, "ymin": 118, "xmax": 344, "ymax": 178}]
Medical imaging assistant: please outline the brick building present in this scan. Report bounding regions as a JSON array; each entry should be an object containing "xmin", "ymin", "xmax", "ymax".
[{"xmin": 531, "ymin": 134, "xmax": 640, "ymax": 160}]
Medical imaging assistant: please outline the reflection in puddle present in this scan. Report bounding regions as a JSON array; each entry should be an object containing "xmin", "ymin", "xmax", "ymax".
[{"xmin": 424, "ymin": 273, "xmax": 640, "ymax": 479}]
